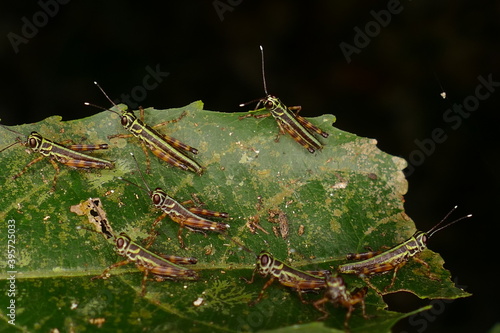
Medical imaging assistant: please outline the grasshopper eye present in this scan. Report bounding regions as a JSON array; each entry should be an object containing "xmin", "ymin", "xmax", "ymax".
[
  {"xmin": 260, "ymin": 254, "xmax": 269, "ymax": 266},
  {"xmin": 265, "ymin": 100, "xmax": 273, "ymax": 109},
  {"xmin": 116, "ymin": 237, "xmax": 124, "ymax": 248},
  {"xmin": 121, "ymin": 116, "xmax": 129, "ymax": 127},
  {"xmin": 152, "ymin": 193, "xmax": 161, "ymax": 205},
  {"xmin": 422, "ymin": 234, "xmax": 428, "ymax": 244},
  {"xmin": 28, "ymin": 137, "xmax": 37, "ymax": 148},
  {"xmin": 419, "ymin": 234, "xmax": 428, "ymax": 250}
]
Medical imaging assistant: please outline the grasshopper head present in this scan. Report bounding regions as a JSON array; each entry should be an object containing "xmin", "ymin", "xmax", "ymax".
[
  {"xmin": 115, "ymin": 233, "xmax": 132, "ymax": 255},
  {"xmin": 151, "ymin": 188, "xmax": 167, "ymax": 208},
  {"xmin": 263, "ymin": 95, "xmax": 281, "ymax": 110},
  {"xmin": 413, "ymin": 231, "xmax": 428, "ymax": 252},
  {"xmin": 325, "ymin": 273, "xmax": 348, "ymax": 302},
  {"xmin": 256, "ymin": 251, "xmax": 274, "ymax": 276},
  {"xmin": 120, "ymin": 111, "xmax": 137, "ymax": 130},
  {"xmin": 27, "ymin": 132, "xmax": 43, "ymax": 151}
]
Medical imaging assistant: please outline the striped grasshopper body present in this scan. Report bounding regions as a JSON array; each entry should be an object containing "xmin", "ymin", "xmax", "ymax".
[
  {"xmin": 240, "ymin": 46, "xmax": 328, "ymax": 153},
  {"xmin": 148, "ymin": 188, "xmax": 230, "ymax": 248},
  {"xmin": 74, "ymin": 198, "xmax": 198, "ymax": 296},
  {"xmin": 243, "ymin": 250, "xmax": 328, "ymax": 306},
  {"xmin": 241, "ymin": 96, "xmax": 329, "ymax": 153},
  {"xmin": 1, "ymin": 128, "xmax": 113, "ymax": 190},
  {"xmin": 123, "ymin": 152, "xmax": 229, "ymax": 248},
  {"xmin": 92, "ymin": 233, "xmax": 199, "ymax": 296},
  {"xmin": 313, "ymin": 273, "xmax": 369, "ymax": 330},
  {"xmin": 88, "ymin": 82, "xmax": 203, "ymax": 174},
  {"xmin": 114, "ymin": 107, "xmax": 203, "ymax": 174},
  {"xmin": 338, "ymin": 207, "xmax": 471, "ymax": 293}
]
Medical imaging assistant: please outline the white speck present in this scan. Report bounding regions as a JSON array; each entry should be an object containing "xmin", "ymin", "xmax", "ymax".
[
  {"xmin": 333, "ymin": 182, "xmax": 348, "ymax": 189},
  {"xmin": 70, "ymin": 302, "xmax": 78, "ymax": 310},
  {"xmin": 193, "ymin": 297, "xmax": 204, "ymax": 306}
]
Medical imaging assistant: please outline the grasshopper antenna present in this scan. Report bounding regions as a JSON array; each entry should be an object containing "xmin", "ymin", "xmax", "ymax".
[
  {"xmin": 129, "ymin": 152, "xmax": 152, "ymax": 193},
  {"xmin": 76, "ymin": 225, "xmax": 116, "ymax": 239},
  {"xmin": 93, "ymin": 81, "xmax": 119, "ymax": 107},
  {"xmin": 0, "ymin": 140, "xmax": 22, "ymax": 153},
  {"xmin": 84, "ymin": 81, "xmax": 121, "ymax": 115},
  {"xmin": 238, "ymin": 45, "xmax": 269, "ymax": 108},
  {"xmin": 432, "ymin": 72, "xmax": 447, "ymax": 99},
  {"xmin": 239, "ymin": 98, "xmax": 263, "ymax": 108},
  {"xmin": 259, "ymin": 45, "xmax": 268, "ymax": 96},
  {"xmin": 117, "ymin": 176, "xmax": 150, "ymax": 194},
  {"xmin": 117, "ymin": 152, "xmax": 152, "ymax": 194},
  {"xmin": 427, "ymin": 205, "xmax": 472, "ymax": 238},
  {"xmin": 76, "ymin": 225, "xmax": 94, "ymax": 232},
  {"xmin": 84, "ymin": 102, "xmax": 120, "ymax": 116},
  {"xmin": 0, "ymin": 124, "xmax": 26, "ymax": 152},
  {"xmin": 227, "ymin": 236, "xmax": 255, "ymax": 256},
  {"xmin": 0, "ymin": 124, "xmax": 24, "ymax": 137}
]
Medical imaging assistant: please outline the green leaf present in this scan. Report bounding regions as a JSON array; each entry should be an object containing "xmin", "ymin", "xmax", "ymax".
[
  {"xmin": 0, "ymin": 101, "xmax": 469, "ymax": 332},
  {"xmin": 488, "ymin": 323, "xmax": 500, "ymax": 333}
]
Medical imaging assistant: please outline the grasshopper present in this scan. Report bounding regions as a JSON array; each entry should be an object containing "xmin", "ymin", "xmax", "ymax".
[
  {"xmin": 239, "ymin": 46, "xmax": 329, "ymax": 153},
  {"xmin": 122, "ymin": 153, "xmax": 229, "ymax": 248},
  {"xmin": 0, "ymin": 125, "xmax": 113, "ymax": 190},
  {"xmin": 338, "ymin": 207, "xmax": 472, "ymax": 293},
  {"xmin": 313, "ymin": 273, "xmax": 369, "ymax": 330},
  {"xmin": 243, "ymin": 250, "xmax": 328, "ymax": 306},
  {"xmin": 75, "ymin": 199, "xmax": 198, "ymax": 296},
  {"xmin": 92, "ymin": 232, "xmax": 199, "ymax": 296},
  {"xmin": 86, "ymin": 82, "xmax": 203, "ymax": 174}
]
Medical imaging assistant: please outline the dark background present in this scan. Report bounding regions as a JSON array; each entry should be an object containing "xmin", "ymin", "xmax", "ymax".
[{"xmin": 1, "ymin": 1, "xmax": 498, "ymax": 332}]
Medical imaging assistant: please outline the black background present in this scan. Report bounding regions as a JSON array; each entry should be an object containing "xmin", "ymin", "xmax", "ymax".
[{"xmin": 1, "ymin": 1, "xmax": 499, "ymax": 332}]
